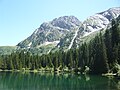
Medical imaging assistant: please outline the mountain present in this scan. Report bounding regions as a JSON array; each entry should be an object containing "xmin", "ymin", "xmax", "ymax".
[
  {"xmin": 0, "ymin": 14, "xmax": 119, "ymax": 75},
  {"xmin": 16, "ymin": 7, "xmax": 120, "ymax": 54},
  {"xmin": 58, "ymin": 7, "xmax": 120, "ymax": 50},
  {"xmin": 17, "ymin": 16, "xmax": 81, "ymax": 48}
]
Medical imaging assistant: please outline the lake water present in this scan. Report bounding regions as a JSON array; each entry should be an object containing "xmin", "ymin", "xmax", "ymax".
[{"xmin": 0, "ymin": 72, "xmax": 120, "ymax": 90}]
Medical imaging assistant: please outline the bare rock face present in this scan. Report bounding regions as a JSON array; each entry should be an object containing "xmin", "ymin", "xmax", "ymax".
[
  {"xmin": 17, "ymin": 7, "xmax": 120, "ymax": 54},
  {"xmin": 58, "ymin": 7, "xmax": 120, "ymax": 50},
  {"xmin": 17, "ymin": 16, "xmax": 81, "ymax": 48},
  {"xmin": 51, "ymin": 16, "xmax": 81, "ymax": 29},
  {"xmin": 82, "ymin": 7, "xmax": 120, "ymax": 36}
]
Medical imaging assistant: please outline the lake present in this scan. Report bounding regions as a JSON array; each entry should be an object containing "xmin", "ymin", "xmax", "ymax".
[{"xmin": 0, "ymin": 72, "xmax": 120, "ymax": 90}]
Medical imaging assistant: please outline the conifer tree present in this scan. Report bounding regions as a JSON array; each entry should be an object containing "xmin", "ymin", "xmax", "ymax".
[
  {"xmin": 111, "ymin": 19, "xmax": 119, "ymax": 47},
  {"xmin": 104, "ymin": 30, "xmax": 113, "ymax": 64},
  {"xmin": 92, "ymin": 33, "xmax": 109, "ymax": 74}
]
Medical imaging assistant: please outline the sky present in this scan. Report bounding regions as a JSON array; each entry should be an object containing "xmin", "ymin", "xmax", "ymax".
[{"xmin": 0, "ymin": 0, "xmax": 120, "ymax": 46}]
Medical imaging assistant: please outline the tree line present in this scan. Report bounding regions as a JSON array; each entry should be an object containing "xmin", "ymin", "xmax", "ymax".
[{"xmin": 0, "ymin": 16, "xmax": 120, "ymax": 74}]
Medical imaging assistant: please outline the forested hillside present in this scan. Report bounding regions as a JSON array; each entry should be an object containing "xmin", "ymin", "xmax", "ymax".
[{"xmin": 0, "ymin": 15, "xmax": 120, "ymax": 74}]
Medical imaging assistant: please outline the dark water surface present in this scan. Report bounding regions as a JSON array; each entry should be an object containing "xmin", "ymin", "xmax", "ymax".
[{"xmin": 0, "ymin": 72, "xmax": 120, "ymax": 90}]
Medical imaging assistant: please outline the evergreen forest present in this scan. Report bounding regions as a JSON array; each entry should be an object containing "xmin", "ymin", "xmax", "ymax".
[{"xmin": 0, "ymin": 16, "xmax": 120, "ymax": 74}]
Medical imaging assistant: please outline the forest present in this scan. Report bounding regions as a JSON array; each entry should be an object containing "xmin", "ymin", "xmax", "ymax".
[{"xmin": 0, "ymin": 16, "xmax": 120, "ymax": 74}]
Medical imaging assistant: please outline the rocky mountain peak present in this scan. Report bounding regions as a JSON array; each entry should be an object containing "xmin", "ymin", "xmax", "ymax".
[
  {"xmin": 17, "ymin": 16, "xmax": 80, "ymax": 48},
  {"xmin": 17, "ymin": 7, "xmax": 120, "ymax": 54},
  {"xmin": 51, "ymin": 16, "xmax": 81, "ymax": 29},
  {"xmin": 81, "ymin": 7, "xmax": 120, "ymax": 35},
  {"xmin": 99, "ymin": 7, "xmax": 120, "ymax": 20}
]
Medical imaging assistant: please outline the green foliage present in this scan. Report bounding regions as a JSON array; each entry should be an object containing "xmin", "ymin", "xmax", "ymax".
[{"xmin": 0, "ymin": 16, "xmax": 120, "ymax": 74}]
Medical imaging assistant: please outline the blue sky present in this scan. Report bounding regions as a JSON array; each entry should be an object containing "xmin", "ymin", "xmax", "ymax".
[{"xmin": 0, "ymin": 0, "xmax": 120, "ymax": 46}]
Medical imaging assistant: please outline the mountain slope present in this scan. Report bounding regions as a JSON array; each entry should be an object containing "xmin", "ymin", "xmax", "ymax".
[
  {"xmin": 17, "ymin": 16, "xmax": 81, "ymax": 48},
  {"xmin": 57, "ymin": 7, "xmax": 120, "ymax": 50},
  {"xmin": 17, "ymin": 7, "xmax": 120, "ymax": 54}
]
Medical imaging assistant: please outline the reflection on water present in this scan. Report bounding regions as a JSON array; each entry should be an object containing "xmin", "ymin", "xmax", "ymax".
[{"xmin": 0, "ymin": 72, "xmax": 120, "ymax": 90}]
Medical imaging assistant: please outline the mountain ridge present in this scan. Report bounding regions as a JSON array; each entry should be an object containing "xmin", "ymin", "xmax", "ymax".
[
  {"xmin": 1, "ymin": 7, "xmax": 120, "ymax": 55},
  {"xmin": 55, "ymin": 7, "xmax": 120, "ymax": 50}
]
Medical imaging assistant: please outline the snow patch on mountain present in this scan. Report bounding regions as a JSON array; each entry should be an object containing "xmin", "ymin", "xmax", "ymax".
[
  {"xmin": 83, "ymin": 28, "xmax": 101, "ymax": 37},
  {"xmin": 17, "ymin": 7, "xmax": 120, "ymax": 54},
  {"xmin": 68, "ymin": 28, "xmax": 79, "ymax": 49},
  {"xmin": 28, "ymin": 42, "xmax": 32, "ymax": 46},
  {"xmin": 44, "ymin": 41, "xmax": 60, "ymax": 45},
  {"xmin": 37, "ymin": 41, "xmax": 60, "ymax": 47}
]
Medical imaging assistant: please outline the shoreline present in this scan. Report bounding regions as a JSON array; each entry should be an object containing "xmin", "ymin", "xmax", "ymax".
[{"xmin": 0, "ymin": 68, "xmax": 81, "ymax": 74}]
